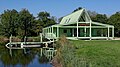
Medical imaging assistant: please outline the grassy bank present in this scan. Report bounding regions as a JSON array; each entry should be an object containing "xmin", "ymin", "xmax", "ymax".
[
  {"xmin": 72, "ymin": 40, "xmax": 120, "ymax": 67},
  {"xmin": 56, "ymin": 38, "xmax": 120, "ymax": 67}
]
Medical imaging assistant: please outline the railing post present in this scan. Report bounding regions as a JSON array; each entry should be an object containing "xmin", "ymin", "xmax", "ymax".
[
  {"xmin": 10, "ymin": 48, "xmax": 12, "ymax": 56},
  {"xmin": 57, "ymin": 26, "xmax": 59, "ymax": 38},
  {"xmin": 24, "ymin": 36, "xmax": 26, "ymax": 42},
  {"xmin": 10, "ymin": 34, "xmax": 12, "ymax": 43},
  {"xmin": 77, "ymin": 21, "xmax": 78, "ymax": 38},
  {"xmin": 9, "ymin": 34, "xmax": 12, "ymax": 56},
  {"xmin": 112, "ymin": 27, "xmax": 114, "ymax": 39},
  {"xmin": 40, "ymin": 33, "xmax": 42, "ymax": 42},
  {"xmin": 90, "ymin": 20, "xmax": 92, "ymax": 40},
  {"xmin": 107, "ymin": 27, "xmax": 109, "ymax": 40},
  {"xmin": 41, "ymin": 48, "xmax": 43, "ymax": 56},
  {"xmin": 23, "ymin": 36, "xmax": 26, "ymax": 54}
]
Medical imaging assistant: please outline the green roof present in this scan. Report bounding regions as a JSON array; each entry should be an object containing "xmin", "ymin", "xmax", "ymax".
[{"xmin": 60, "ymin": 8, "xmax": 92, "ymax": 25}]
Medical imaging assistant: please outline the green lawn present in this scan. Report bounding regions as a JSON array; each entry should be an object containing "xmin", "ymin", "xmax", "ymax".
[{"xmin": 70, "ymin": 40, "xmax": 120, "ymax": 67}]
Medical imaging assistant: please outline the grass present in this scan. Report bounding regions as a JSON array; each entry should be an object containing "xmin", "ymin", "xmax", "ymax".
[{"xmin": 70, "ymin": 40, "xmax": 120, "ymax": 67}]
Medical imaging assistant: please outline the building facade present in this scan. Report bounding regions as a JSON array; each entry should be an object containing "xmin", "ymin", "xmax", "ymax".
[{"xmin": 43, "ymin": 8, "xmax": 114, "ymax": 40}]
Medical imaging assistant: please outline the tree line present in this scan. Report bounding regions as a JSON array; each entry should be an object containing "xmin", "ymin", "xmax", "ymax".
[
  {"xmin": 88, "ymin": 10, "xmax": 120, "ymax": 37},
  {"xmin": 0, "ymin": 8, "xmax": 120, "ymax": 38},
  {"xmin": 0, "ymin": 9, "xmax": 56, "ymax": 38}
]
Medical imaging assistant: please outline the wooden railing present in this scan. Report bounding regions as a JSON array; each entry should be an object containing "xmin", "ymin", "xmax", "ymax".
[{"xmin": 44, "ymin": 33, "xmax": 56, "ymax": 39}]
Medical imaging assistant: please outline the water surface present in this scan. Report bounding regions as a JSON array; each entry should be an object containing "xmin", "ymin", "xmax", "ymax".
[{"xmin": 0, "ymin": 43, "xmax": 53, "ymax": 67}]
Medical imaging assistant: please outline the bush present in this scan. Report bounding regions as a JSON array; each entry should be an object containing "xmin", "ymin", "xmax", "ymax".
[{"xmin": 55, "ymin": 35, "xmax": 92, "ymax": 67}]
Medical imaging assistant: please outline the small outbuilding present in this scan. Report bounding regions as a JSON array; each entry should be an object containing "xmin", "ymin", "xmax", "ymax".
[{"xmin": 43, "ymin": 8, "xmax": 114, "ymax": 40}]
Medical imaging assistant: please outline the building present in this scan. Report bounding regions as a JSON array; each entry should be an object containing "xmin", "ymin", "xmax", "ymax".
[{"xmin": 43, "ymin": 8, "xmax": 114, "ymax": 40}]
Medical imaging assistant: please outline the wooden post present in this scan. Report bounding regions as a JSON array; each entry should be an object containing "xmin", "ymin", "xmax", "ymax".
[
  {"xmin": 72, "ymin": 28, "xmax": 74, "ymax": 37},
  {"xmin": 52, "ymin": 27, "xmax": 55, "ymax": 47},
  {"xmin": 112, "ymin": 27, "xmax": 114, "ymax": 39},
  {"xmin": 77, "ymin": 22, "xmax": 78, "ymax": 38},
  {"xmin": 85, "ymin": 26, "xmax": 86, "ymax": 37},
  {"xmin": 90, "ymin": 21, "xmax": 92, "ymax": 40},
  {"xmin": 45, "ymin": 43, "xmax": 48, "ymax": 48},
  {"xmin": 9, "ymin": 34, "xmax": 12, "ymax": 56},
  {"xmin": 50, "ymin": 27, "xmax": 51, "ymax": 34},
  {"xmin": 40, "ymin": 33, "xmax": 42, "ymax": 42},
  {"xmin": 24, "ymin": 36, "xmax": 26, "ymax": 42},
  {"xmin": 41, "ymin": 48, "xmax": 43, "ymax": 56},
  {"xmin": 107, "ymin": 27, "xmax": 109, "ymax": 40},
  {"xmin": 24, "ymin": 48, "xmax": 26, "ymax": 54},
  {"xmin": 10, "ymin": 34, "xmax": 12, "ymax": 43},
  {"xmin": 10, "ymin": 49, "xmax": 12, "ymax": 56},
  {"xmin": 57, "ymin": 26, "xmax": 59, "ymax": 38}
]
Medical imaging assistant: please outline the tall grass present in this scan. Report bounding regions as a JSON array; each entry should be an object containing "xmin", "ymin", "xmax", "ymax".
[
  {"xmin": 56, "ymin": 36, "xmax": 120, "ymax": 67},
  {"xmin": 56, "ymin": 35, "xmax": 89, "ymax": 67}
]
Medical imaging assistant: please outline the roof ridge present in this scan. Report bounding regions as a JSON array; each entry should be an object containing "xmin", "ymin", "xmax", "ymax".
[{"xmin": 62, "ymin": 8, "xmax": 84, "ymax": 18}]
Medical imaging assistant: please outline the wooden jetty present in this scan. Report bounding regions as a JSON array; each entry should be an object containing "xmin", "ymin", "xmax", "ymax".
[
  {"xmin": 5, "ymin": 34, "xmax": 57, "ymax": 57},
  {"xmin": 6, "ymin": 41, "xmax": 54, "ymax": 49},
  {"xmin": 5, "ymin": 33, "xmax": 55, "ymax": 49}
]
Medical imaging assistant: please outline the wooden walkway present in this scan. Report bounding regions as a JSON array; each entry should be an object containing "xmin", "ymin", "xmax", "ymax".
[{"xmin": 6, "ymin": 41, "xmax": 54, "ymax": 49}]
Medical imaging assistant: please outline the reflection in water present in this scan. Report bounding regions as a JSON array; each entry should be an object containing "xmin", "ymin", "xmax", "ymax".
[{"xmin": 0, "ymin": 43, "xmax": 53, "ymax": 67}]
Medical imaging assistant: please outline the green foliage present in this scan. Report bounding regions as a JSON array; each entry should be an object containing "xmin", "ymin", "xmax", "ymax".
[
  {"xmin": 0, "ymin": 9, "xmax": 19, "ymax": 37},
  {"xmin": 31, "ymin": 20, "xmax": 43, "ymax": 34},
  {"xmin": 108, "ymin": 12, "xmax": 120, "ymax": 36},
  {"xmin": 0, "ymin": 9, "xmax": 56, "ymax": 37},
  {"xmin": 88, "ymin": 10, "xmax": 120, "ymax": 37},
  {"xmin": 18, "ymin": 9, "xmax": 35, "ymax": 37},
  {"xmin": 91, "ymin": 14, "xmax": 108, "ymax": 24},
  {"xmin": 37, "ymin": 11, "xmax": 56, "ymax": 27}
]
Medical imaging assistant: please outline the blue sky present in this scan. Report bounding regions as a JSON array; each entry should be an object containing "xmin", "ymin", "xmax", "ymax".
[{"xmin": 0, "ymin": 0, "xmax": 120, "ymax": 18}]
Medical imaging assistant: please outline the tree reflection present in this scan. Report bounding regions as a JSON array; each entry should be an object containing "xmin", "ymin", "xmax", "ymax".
[
  {"xmin": 0, "ymin": 43, "xmax": 52, "ymax": 67},
  {"xmin": 0, "ymin": 47, "xmax": 35, "ymax": 67}
]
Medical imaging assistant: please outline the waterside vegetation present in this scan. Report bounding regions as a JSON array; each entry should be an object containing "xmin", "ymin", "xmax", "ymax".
[{"xmin": 54, "ymin": 35, "xmax": 120, "ymax": 67}]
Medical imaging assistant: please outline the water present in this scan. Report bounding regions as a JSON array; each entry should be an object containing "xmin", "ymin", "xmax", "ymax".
[{"xmin": 0, "ymin": 43, "xmax": 53, "ymax": 67}]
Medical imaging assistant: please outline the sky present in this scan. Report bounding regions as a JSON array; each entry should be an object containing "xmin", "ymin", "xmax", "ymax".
[{"xmin": 0, "ymin": 0, "xmax": 120, "ymax": 18}]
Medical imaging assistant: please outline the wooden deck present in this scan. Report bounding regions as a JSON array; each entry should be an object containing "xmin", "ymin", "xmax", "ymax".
[{"xmin": 6, "ymin": 41, "xmax": 54, "ymax": 49}]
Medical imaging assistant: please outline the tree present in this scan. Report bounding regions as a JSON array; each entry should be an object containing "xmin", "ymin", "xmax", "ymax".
[
  {"xmin": 0, "ymin": 9, "xmax": 19, "ymax": 37},
  {"xmin": 37, "ymin": 11, "xmax": 56, "ymax": 33},
  {"xmin": 31, "ymin": 20, "xmax": 43, "ymax": 35},
  {"xmin": 88, "ymin": 10, "xmax": 108, "ymax": 24},
  {"xmin": 108, "ymin": 12, "xmax": 120, "ymax": 37},
  {"xmin": 91, "ymin": 14, "xmax": 108, "ymax": 24},
  {"xmin": 18, "ymin": 9, "xmax": 35, "ymax": 37},
  {"xmin": 87, "ymin": 10, "xmax": 98, "ymax": 18}
]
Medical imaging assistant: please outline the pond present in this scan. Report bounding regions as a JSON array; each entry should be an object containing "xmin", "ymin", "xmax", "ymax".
[{"xmin": 0, "ymin": 43, "xmax": 53, "ymax": 67}]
